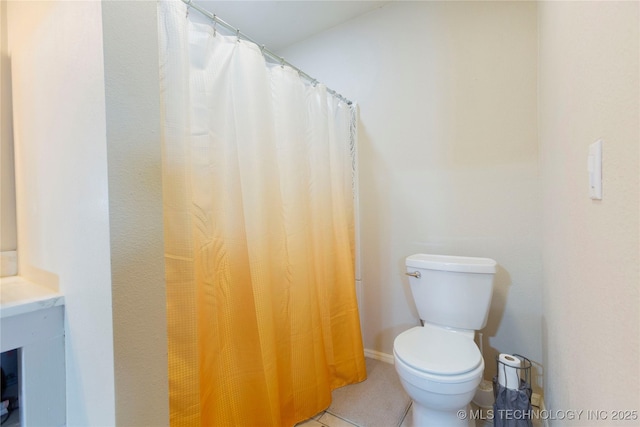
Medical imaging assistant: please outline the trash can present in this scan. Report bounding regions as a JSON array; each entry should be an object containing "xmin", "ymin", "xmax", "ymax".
[{"xmin": 492, "ymin": 354, "xmax": 533, "ymax": 427}]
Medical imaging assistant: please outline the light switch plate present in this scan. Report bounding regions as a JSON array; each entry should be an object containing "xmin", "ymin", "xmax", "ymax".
[{"xmin": 588, "ymin": 139, "xmax": 603, "ymax": 200}]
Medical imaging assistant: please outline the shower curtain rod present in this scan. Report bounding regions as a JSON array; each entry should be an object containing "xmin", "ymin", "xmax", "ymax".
[{"xmin": 182, "ymin": 0, "xmax": 353, "ymax": 106}]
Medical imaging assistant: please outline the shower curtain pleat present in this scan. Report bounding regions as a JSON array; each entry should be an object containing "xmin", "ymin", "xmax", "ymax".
[{"xmin": 158, "ymin": 2, "xmax": 367, "ymax": 426}]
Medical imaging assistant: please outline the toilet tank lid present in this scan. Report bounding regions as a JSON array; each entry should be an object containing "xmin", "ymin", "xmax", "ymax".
[{"xmin": 406, "ymin": 254, "xmax": 496, "ymax": 274}]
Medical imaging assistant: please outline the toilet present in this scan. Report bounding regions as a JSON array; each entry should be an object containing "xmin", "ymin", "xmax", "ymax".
[{"xmin": 393, "ymin": 254, "xmax": 496, "ymax": 427}]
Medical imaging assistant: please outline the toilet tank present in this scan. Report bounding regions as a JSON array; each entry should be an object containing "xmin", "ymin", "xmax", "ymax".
[{"xmin": 405, "ymin": 254, "xmax": 496, "ymax": 330}]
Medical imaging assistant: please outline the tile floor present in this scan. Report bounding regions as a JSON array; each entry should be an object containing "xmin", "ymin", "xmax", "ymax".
[
  {"xmin": 296, "ymin": 357, "xmax": 411, "ymax": 427},
  {"xmin": 297, "ymin": 409, "xmax": 407, "ymax": 427},
  {"xmin": 299, "ymin": 401, "xmax": 541, "ymax": 427},
  {"xmin": 296, "ymin": 357, "xmax": 543, "ymax": 427},
  {"xmin": 299, "ymin": 400, "xmax": 543, "ymax": 427},
  {"xmin": 297, "ymin": 401, "xmax": 499, "ymax": 427}
]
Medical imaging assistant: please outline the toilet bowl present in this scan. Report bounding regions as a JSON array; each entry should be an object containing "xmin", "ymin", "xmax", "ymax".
[
  {"xmin": 394, "ymin": 254, "xmax": 496, "ymax": 427},
  {"xmin": 394, "ymin": 325, "xmax": 484, "ymax": 427}
]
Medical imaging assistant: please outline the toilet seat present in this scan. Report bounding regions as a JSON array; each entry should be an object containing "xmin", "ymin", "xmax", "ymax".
[{"xmin": 394, "ymin": 325, "xmax": 482, "ymax": 377}]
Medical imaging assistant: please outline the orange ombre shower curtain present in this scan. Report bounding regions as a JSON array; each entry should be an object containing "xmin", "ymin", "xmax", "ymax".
[{"xmin": 158, "ymin": 2, "xmax": 367, "ymax": 426}]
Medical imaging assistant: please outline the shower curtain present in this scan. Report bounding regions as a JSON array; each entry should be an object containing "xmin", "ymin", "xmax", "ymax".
[{"xmin": 158, "ymin": 2, "xmax": 367, "ymax": 426}]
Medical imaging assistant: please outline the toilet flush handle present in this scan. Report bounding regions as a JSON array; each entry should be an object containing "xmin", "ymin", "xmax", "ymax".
[{"xmin": 406, "ymin": 271, "xmax": 421, "ymax": 279}]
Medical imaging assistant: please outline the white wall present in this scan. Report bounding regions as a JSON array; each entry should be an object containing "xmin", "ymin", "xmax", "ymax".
[
  {"xmin": 7, "ymin": 1, "xmax": 116, "ymax": 425},
  {"xmin": 539, "ymin": 1, "xmax": 639, "ymax": 420},
  {"xmin": 102, "ymin": 1, "xmax": 169, "ymax": 425},
  {"xmin": 280, "ymin": 1, "xmax": 542, "ymax": 388},
  {"xmin": 0, "ymin": 0, "xmax": 17, "ymax": 252},
  {"xmin": 7, "ymin": 1, "xmax": 170, "ymax": 425}
]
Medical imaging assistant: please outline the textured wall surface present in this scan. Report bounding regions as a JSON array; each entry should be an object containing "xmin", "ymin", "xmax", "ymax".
[
  {"xmin": 102, "ymin": 1, "xmax": 169, "ymax": 425},
  {"xmin": 7, "ymin": 1, "xmax": 116, "ymax": 424},
  {"xmin": 280, "ymin": 1, "xmax": 542, "ymax": 388},
  {"xmin": 0, "ymin": 0, "xmax": 17, "ymax": 252},
  {"xmin": 8, "ymin": 2, "xmax": 170, "ymax": 425},
  {"xmin": 539, "ymin": 1, "xmax": 639, "ymax": 420}
]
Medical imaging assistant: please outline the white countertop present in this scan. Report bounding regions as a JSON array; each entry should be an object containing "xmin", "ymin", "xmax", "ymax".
[{"xmin": 0, "ymin": 276, "xmax": 65, "ymax": 319}]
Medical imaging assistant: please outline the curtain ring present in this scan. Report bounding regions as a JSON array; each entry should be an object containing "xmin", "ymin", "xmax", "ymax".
[
  {"xmin": 213, "ymin": 15, "xmax": 217, "ymax": 37},
  {"xmin": 280, "ymin": 58, "xmax": 285, "ymax": 69},
  {"xmin": 236, "ymin": 29, "xmax": 241, "ymax": 42},
  {"xmin": 185, "ymin": 0, "xmax": 192, "ymax": 18}
]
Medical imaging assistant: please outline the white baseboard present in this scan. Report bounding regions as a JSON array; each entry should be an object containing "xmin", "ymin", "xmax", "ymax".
[{"xmin": 364, "ymin": 348, "xmax": 394, "ymax": 364}]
